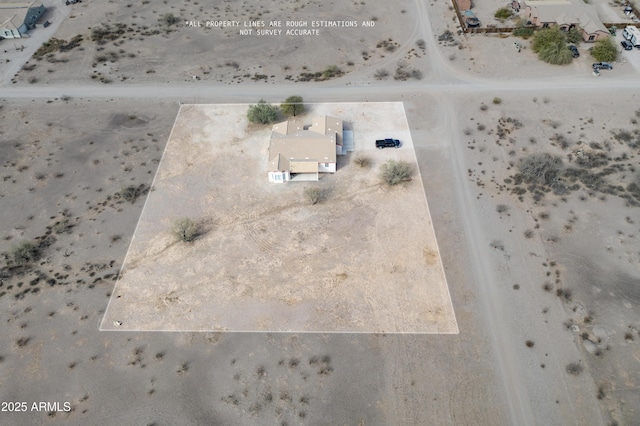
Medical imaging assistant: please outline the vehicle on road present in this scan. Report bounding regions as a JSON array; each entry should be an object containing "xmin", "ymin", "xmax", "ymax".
[
  {"xmin": 376, "ymin": 138, "xmax": 401, "ymax": 149},
  {"xmin": 592, "ymin": 62, "xmax": 613, "ymax": 70},
  {"xmin": 621, "ymin": 39, "xmax": 633, "ymax": 51},
  {"xmin": 568, "ymin": 45, "xmax": 579, "ymax": 57}
]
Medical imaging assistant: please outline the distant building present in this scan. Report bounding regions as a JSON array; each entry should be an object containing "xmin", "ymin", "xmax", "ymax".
[
  {"xmin": 522, "ymin": 0, "xmax": 609, "ymax": 42},
  {"xmin": 0, "ymin": 0, "xmax": 46, "ymax": 39},
  {"xmin": 268, "ymin": 116, "xmax": 346, "ymax": 183}
]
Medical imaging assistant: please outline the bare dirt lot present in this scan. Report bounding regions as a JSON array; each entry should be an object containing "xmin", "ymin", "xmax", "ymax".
[
  {"xmin": 4, "ymin": 0, "xmax": 422, "ymax": 86},
  {"xmin": 101, "ymin": 102, "xmax": 457, "ymax": 333},
  {"xmin": 454, "ymin": 91, "xmax": 640, "ymax": 425}
]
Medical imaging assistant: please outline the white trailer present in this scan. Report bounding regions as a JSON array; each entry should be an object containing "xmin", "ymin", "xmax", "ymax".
[{"xmin": 622, "ymin": 26, "xmax": 640, "ymax": 48}]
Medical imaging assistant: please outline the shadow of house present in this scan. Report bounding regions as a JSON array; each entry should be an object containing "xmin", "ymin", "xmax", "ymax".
[
  {"xmin": 268, "ymin": 116, "xmax": 349, "ymax": 183},
  {"xmin": 523, "ymin": 0, "xmax": 609, "ymax": 41},
  {"xmin": 0, "ymin": 0, "xmax": 45, "ymax": 39}
]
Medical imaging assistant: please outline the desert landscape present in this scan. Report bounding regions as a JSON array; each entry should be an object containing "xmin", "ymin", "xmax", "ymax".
[
  {"xmin": 100, "ymin": 102, "xmax": 457, "ymax": 333},
  {"xmin": 1, "ymin": 0, "xmax": 640, "ymax": 424}
]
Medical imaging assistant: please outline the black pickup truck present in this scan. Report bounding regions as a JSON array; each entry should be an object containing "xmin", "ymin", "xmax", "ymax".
[{"xmin": 376, "ymin": 138, "xmax": 400, "ymax": 149}]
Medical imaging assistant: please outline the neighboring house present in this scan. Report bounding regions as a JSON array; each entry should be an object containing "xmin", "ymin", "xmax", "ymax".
[
  {"xmin": 268, "ymin": 116, "xmax": 346, "ymax": 183},
  {"xmin": 522, "ymin": 0, "xmax": 609, "ymax": 42},
  {"xmin": 0, "ymin": 0, "xmax": 45, "ymax": 39}
]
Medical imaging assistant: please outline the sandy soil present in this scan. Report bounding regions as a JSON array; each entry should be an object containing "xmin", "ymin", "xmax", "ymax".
[
  {"xmin": 101, "ymin": 102, "xmax": 457, "ymax": 333},
  {"xmin": 5, "ymin": 0, "xmax": 420, "ymax": 86},
  {"xmin": 453, "ymin": 91, "xmax": 640, "ymax": 425}
]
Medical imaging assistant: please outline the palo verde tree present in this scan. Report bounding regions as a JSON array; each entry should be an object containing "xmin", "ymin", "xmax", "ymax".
[
  {"xmin": 281, "ymin": 96, "xmax": 305, "ymax": 117},
  {"xmin": 247, "ymin": 99, "xmax": 279, "ymax": 124}
]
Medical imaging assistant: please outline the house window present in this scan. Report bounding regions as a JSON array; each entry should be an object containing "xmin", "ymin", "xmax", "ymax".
[
  {"xmin": 324, "ymin": 163, "xmax": 329, "ymax": 167},
  {"xmin": 588, "ymin": 35, "xmax": 595, "ymax": 41},
  {"xmin": 542, "ymin": 23, "xmax": 549, "ymax": 28}
]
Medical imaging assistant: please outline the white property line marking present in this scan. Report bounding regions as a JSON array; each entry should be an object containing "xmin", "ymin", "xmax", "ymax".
[{"xmin": 99, "ymin": 102, "xmax": 459, "ymax": 334}]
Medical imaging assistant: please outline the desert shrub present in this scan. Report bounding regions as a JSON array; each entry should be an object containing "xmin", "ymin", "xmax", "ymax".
[
  {"xmin": 374, "ymin": 68, "xmax": 389, "ymax": 79},
  {"xmin": 303, "ymin": 187, "xmax": 323, "ymax": 205},
  {"xmin": 247, "ymin": 99, "xmax": 278, "ymax": 124},
  {"xmin": 160, "ymin": 13, "xmax": 179, "ymax": 26},
  {"xmin": 613, "ymin": 130, "xmax": 633, "ymax": 143},
  {"xmin": 493, "ymin": 97, "xmax": 502, "ymax": 105},
  {"xmin": 280, "ymin": 96, "xmax": 304, "ymax": 117},
  {"xmin": 380, "ymin": 160, "xmax": 412, "ymax": 186},
  {"xmin": 322, "ymin": 65, "xmax": 342, "ymax": 79},
  {"xmin": 627, "ymin": 172, "xmax": 640, "ymax": 201},
  {"xmin": 9, "ymin": 241, "xmax": 38, "ymax": 265},
  {"xmin": 353, "ymin": 155, "xmax": 372, "ymax": 168},
  {"xmin": 118, "ymin": 184, "xmax": 148, "ymax": 203},
  {"xmin": 52, "ymin": 219, "xmax": 71, "ymax": 234},
  {"xmin": 438, "ymin": 30, "xmax": 453, "ymax": 42},
  {"xmin": 591, "ymin": 37, "xmax": 617, "ymax": 62},
  {"xmin": 496, "ymin": 204, "xmax": 508, "ymax": 213},
  {"xmin": 518, "ymin": 153, "xmax": 564, "ymax": 185},
  {"xmin": 394, "ymin": 61, "xmax": 422, "ymax": 80},
  {"xmin": 531, "ymin": 27, "xmax": 572, "ymax": 65},
  {"xmin": 490, "ymin": 240, "xmax": 505, "ymax": 250},
  {"xmin": 416, "ymin": 39, "xmax": 426, "ymax": 49},
  {"xmin": 173, "ymin": 218, "xmax": 199, "ymax": 242},
  {"xmin": 565, "ymin": 362, "xmax": 583, "ymax": 376},
  {"xmin": 494, "ymin": 7, "xmax": 512, "ymax": 20},
  {"xmin": 513, "ymin": 27, "xmax": 534, "ymax": 38}
]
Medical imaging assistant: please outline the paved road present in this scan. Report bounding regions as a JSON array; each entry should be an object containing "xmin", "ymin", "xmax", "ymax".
[{"xmin": 0, "ymin": 3, "xmax": 626, "ymax": 425}]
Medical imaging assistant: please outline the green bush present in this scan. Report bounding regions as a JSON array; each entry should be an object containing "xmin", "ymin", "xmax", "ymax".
[
  {"xmin": 322, "ymin": 65, "xmax": 342, "ymax": 79},
  {"xmin": 380, "ymin": 160, "xmax": 412, "ymax": 186},
  {"xmin": 118, "ymin": 184, "xmax": 148, "ymax": 203},
  {"xmin": 247, "ymin": 99, "xmax": 278, "ymax": 124},
  {"xmin": 9, "ymin": 241, "xmax": 38, "ymax": 265},
  {"xmin": 513, "ymin": 27, "xmax": 534, "ymax": 38},
  {"xmin": 494, "ymin": 7, "xmax": 512, "ymax": 20},
  {"xmin": 566, "ymin": 27, "xmax": 582, "ymax": 44},
  {"xmin": 280, "ymin": 96, "xmax": 304, "ymax": 117},
  {"xmin": 531, "ymin": 28, "xmax": 572, "ymax": 65},
  {"xmin": 591, "ymin": 37, "xmax": 617, "ymax": 62}
]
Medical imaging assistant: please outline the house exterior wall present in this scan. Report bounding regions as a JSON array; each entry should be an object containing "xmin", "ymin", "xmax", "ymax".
[
  {"xmin": 580, "ymin": 29, "xmax": 607, "ymax": 42},
  {"xmin": 318, "ymin": 163, "xmax": 336, "ymax": 173},
  {"xmin": 268, "ymin": 171, "xmax": 290, "ymax": 183},
  {"xmin": 524, "ymin": 6, "xmax": 540, "ymax": 25},
  {"xmin": 1, "ymin": 26, "xmax": 21, "ymax": 38}
]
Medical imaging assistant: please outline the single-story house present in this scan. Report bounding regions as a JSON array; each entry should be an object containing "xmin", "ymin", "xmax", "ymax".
[
  {"xmin": 0, "ymin": 0, "xmax": 45, "ymax": 39},
  {"xmin": 268, "ymin": 116, "xmax": 345, "ymax": 183},
  {"xmin": 522, "ymin": 0, "xmax": 609, "ymax": 42}
]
